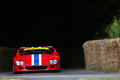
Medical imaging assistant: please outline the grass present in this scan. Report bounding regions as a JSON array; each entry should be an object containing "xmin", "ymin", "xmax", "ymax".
[
  {"xmin": 80, "ymin": 78, "xmax": 120, "ymax": 80},
  {"xmin": 65, "ymin": 78, "xmax": 120, "ymax": 80},
  {"xmin": 89, "ymin": 66, "xmax": 118, "ymax": 73},
  {"xmin": 0, "ymin": 78, "xmax": 28, "ymax": 80}
]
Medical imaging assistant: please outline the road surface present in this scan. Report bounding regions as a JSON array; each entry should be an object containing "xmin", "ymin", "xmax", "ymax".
[{"xmin": 0, "ymin": 68, "xmax": 120, "ymax": 80}]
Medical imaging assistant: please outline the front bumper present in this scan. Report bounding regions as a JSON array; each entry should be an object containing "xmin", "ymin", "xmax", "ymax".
[{"xmin": 13, "ymin": 64, "xmax": 60, "ymax": 72}]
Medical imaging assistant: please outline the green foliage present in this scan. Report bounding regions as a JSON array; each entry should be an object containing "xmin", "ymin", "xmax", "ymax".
[
  {"xmin": 89, "ymin": 66, "xmax": 104, "ymax": 72},
  {"xmin": 94, "ymin": 17, "xmax": 120, "ymax": 39},
  {"xmin": 89, "ymin": 66, "xmax": 118, "ymax": 73},
  {"xmin": 104, "ymin": 68, "xmax": 118, "ymax": 73},
  {"xmin": 105, "ymin": 17, "xmax": 120, "ymax": 38}
]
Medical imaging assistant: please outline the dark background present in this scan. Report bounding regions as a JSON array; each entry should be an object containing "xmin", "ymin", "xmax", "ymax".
[{"xmin": 1, "ymin": 0, "xmax": 120, "ymax": 68}]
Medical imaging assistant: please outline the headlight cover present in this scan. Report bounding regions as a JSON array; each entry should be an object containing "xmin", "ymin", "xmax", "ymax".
[
  {"xmin": 15, "ymin": 61, "xmax": 24, "ymax": 65},
  {"xmin": 49, "ymin": 59, "xmax": 57, "ymax": 64}
]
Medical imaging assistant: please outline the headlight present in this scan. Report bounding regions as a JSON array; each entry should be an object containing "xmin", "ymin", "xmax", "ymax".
[
  {"xmin": 15, "ymin": 61, "xmax": 24, "ymax": 65},
  {"xmin": 49, "ymin": 59, "xmax": 57, "ymax": 64}
]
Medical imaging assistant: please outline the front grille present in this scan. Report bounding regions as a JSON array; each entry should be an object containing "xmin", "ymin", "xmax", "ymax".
[{"xmin": 26, "ymin": 66, "xmax": 47, "ymax": 70}]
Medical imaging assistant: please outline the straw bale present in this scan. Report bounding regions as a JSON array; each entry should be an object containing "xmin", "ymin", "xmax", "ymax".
[{"xmin": 83, "ymin": 38, "xmax": 120, "ymax": 71}]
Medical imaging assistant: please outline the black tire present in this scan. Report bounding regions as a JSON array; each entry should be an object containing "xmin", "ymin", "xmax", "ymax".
[
  {"xmin": 56, "ymin": 70, "xmax": 61, "ymax": 72},
  {"xmin": 52, "ymin": 70, "xmax": 61, "ymax": 72},
  {"xmin": 13, "ymin": 72, "xmax": 17, "ymax": 74},
  {"xmin": 13, "ymin": 72, "xmax": 21, "ymax": 74}
]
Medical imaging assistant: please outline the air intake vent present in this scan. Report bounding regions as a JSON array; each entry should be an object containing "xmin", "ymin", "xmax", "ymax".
[{"xmin": 26, "ymin": 66, "xmax": 47, "ymax": 70}]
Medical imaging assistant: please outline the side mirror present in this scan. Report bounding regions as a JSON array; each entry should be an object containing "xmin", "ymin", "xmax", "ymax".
[
  {"xmin": 15, "ymin": 49, "xmax": 20, "ymax": 56},
  {"xmin": 53, "ymin": 51, "xmax": 57, "ymax": 55}
]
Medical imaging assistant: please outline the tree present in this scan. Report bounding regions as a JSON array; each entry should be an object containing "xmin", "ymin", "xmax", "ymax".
[
  {"xmin": 105, "ymin": 17, "xmax": 120, "ymax": 38},
  {"xmin": 94, "ymin": 17, "xmax": 120, "ymax": 39}
]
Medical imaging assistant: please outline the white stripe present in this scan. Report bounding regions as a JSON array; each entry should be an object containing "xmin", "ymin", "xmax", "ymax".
[
  {"xmin": 39, "ymin": 54, "xmax": 42, "ymax": 65},
  {"xmin": 32, "ymin": 54, "xmax": 34, "ymax": 65}
]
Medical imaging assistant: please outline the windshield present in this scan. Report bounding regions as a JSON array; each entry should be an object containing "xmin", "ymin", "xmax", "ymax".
[{"xmin": 20, "ymin": 49, "xmax": 51, "ymax": 55}]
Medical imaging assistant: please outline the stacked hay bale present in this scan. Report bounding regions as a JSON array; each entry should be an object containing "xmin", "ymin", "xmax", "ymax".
[
  {"xmin": 83, "ymin": 38, "xmax": 120, "ymax": 71},
  {"xmin": 0, "ymin": 47, "xmax": 17, "ymax": 72}
]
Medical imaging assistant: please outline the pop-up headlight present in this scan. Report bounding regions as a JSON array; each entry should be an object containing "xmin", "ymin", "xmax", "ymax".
[
  {"xmin": 15, "ymin": 61, "xmax": 24, "ymax": 65},
  {"xmin": 49, "ymin": 59, "xmax": 57, "ymax": 64}
]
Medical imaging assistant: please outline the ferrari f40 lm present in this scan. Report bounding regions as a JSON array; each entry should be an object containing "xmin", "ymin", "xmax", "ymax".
[{"xmin": 13, "ymin": 46, "xmax": 60, "ymax": 73}]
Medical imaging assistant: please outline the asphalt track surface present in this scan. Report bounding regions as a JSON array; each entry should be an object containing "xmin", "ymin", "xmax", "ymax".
[{"xmin": 0, "ymin": 68, "xmax": 120, "ymax": 80}]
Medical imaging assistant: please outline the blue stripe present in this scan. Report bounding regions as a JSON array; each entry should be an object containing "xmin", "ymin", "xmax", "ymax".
[{"xmin": 34, "ymin": 54, "xmax": 39, "ymax": 65}]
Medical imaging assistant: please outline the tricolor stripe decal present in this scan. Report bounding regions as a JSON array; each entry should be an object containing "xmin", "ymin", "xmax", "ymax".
[
  {"xmin": 34, "ymin": 54, "xmax": 39, "ymax": 65},
  {"xmin": 32, "ymin": 54, "xmax": 34, "ymax": 65},
  {"xmin": 31, "ymin": 54, "xmax": 42, "ymax": 65},
  {"xmin": 39, "ymin": 54, "xmax": 42, "ymax": 65}
]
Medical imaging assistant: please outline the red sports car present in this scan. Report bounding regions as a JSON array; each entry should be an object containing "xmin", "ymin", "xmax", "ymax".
[{"xmin": 13, "ymin": 46, "xmax": 60, "ymax": 73}]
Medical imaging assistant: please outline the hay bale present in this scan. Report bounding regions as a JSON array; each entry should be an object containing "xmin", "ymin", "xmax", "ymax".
[
  {"xmin": 83, "ymin": 38, "xmax": 120, "ymax": 71},
  {"xmin": 83, "ymin": 40, "xmax": 101, "ymax": 70}
]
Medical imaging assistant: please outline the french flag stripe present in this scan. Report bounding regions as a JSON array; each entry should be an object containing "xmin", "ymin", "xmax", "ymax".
[
  {"xmin": 31, "ymin": 54, "xmax": 42, "ymax": 65},
  {"xmin": 34, "ymin": 54, "xmax": 39, "ymax": 65},
  {"xmin": 39, "ymin": 54, "xmax": 42, "ymax": 65},
  {"xmin": 32, "ymin": 54, "xmax": 34, "ymax": 65}
]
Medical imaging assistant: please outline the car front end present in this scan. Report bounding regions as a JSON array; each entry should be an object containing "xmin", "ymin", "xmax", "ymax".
[{"xmin": 13, "ymin": 46, "xmax": 60, "ymax": 73}]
